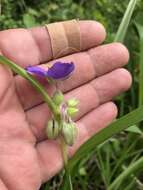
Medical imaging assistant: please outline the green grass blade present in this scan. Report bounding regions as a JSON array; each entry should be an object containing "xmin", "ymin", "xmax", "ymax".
[
  {"xmin": 68, "ymin": 106, "xmax": 143, "ymax": 170},
  {"xmin": 110, "ymin": 138, "xmax": 139, "ymax": 179},
  {"xmin": 114, "ymin": 0, "xmax": 137, "ymax": 42},
  {"xmin": 108, "ymin": 157, "xmax": 143, "ymax": 190},
  {"xmin": 134, "ymin": 22, "xmax": 143, "ymax": 106}
]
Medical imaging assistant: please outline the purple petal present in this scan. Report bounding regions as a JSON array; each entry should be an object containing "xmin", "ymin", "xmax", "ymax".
[
  {"xmin": 26, "ymin": 66, "xmax": 47, "ymax": 77},
  {"xmin": 46, "ymin": 62, "xmax": 75, "ymax": 80}
]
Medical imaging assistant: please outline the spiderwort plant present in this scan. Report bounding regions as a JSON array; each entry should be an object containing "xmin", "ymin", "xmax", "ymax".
[
  {"xmin": 0, "ymin": 56, "xmax": 79, "ymax": 170},
  {"xmin": 26, "ymin": 61, "xmax": 78, "ymax": 150}
]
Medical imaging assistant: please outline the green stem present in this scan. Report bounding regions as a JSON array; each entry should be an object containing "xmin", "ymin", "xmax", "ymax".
[
  {"xmin": 108, "ymin": 157, "xmax": 143, "ymax": 190},
  {"xmin": 61, "ymin": 136, "xmax": 68, "ymax": 166},
  {"xmin": 0, "ymin": 55, "xmax": 60, "ymax": 119},
  {"xmin": 61, "ymin": 137, "xmax": 73, "ymax": 190}
]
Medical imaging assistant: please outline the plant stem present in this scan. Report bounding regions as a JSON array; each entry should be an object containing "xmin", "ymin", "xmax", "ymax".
[
  {"xmin": 61, "ymin": 136, "xmax": 73, "ymax": 190},
  {"xmin": 61, "ymin": 136, "xmax": 68, "ymax": 166},
  {"xmin": 0, "ymin": 55, "xmax": 60, "ymax": 119}
]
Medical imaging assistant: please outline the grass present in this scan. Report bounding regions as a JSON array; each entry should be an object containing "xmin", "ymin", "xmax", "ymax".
[{"xmin": 1, "ymin": 0, "xmax": 143, "ymax": 189}]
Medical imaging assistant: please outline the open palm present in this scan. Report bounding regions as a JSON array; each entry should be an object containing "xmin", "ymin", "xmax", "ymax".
[{"xmin": 0, "ymin": 21, "xmax": 131, "ymax": 190}]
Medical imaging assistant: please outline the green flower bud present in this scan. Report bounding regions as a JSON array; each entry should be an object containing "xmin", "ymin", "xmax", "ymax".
[
  {"xmin": 67, "ymin": 107, "xmax": 78, "ymax": 117},
  {"xmin": 52, "ymin": 90, "xmax": 64, "ymax": 105},
  {"xmin": 67, "ymin": 98, "xmax": 79, "ymax": 107},
  {"xmin": 62, "ymin": 122, "xmax": 77, "ymax": 146},
  {"xmin": 46, "ymin": 120, "xmax": 60, "ymax": 139}
]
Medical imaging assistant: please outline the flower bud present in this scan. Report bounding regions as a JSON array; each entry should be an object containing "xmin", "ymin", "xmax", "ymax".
[
  {"xmin": 46, "ymin": 120, "xmax": 60, "ymax": 139},
  {"xmin": 67, "ymin": 98, "xmax": 79, "ymax": 107},
  {"xmin": 52, "ymin": 90, "xmax": 64, "ymax": 105},
  {"xmin": 62, "ymin": 122, "xmax": 77, "ymax": 146},
  {"xmin": 67, "ymin": 107, "xmax": 78, "ymax": 117}
]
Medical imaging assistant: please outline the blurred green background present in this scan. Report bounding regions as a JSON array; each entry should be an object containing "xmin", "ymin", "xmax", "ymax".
[
  {"xmin": 1, "ymin": 0, "xmax": 143, "ymax": 190},
  {"xmin": 0, "ymin": 0, "xmax": 141, "ymax": 37}
]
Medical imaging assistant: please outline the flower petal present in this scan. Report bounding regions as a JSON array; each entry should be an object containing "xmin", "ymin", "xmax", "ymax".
[
  {"xmin": 26, "ymin": 66, "xmax": 47, "ymax": 77},
  {"xmin": 46, "ymin": 62, "xmax": 75, "ymax": 80}
]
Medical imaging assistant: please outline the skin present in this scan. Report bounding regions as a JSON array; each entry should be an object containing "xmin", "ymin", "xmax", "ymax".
[{"xmin": 0, "ymin": 20, "xmax": 132, "ymax": 190}]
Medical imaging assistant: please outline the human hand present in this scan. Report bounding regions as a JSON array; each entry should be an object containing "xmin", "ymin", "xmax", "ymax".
[{"xmin": 0, "ymin": 20, "xmax": 131, "ymax": 190}]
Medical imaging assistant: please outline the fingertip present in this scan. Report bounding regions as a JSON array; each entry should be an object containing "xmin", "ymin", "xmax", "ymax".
[
  {"xmin": 107, "ymin": 101, "xmax": 118, "ymax": 119},
  {"xmin": 89, "ymin": 20, "xmax": 106, "ymax": 43},
  {"xmin": 79, "ymin": 20, "xmax": 106, "ymax": 49},
  {"xmin": 114, "ymin": 68, "xmax": 132, "ymax": 91},
  {"xmin": 94, "ymin": 21, "xmax": 106, "ymax": 43},
  {"xmin": 112, "ymin": 42, "xmax": 130, "ymax": 64}
]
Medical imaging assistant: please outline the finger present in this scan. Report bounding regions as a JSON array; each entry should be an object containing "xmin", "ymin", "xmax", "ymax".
[
  {"xmin": 0, "ymin": 180, "xmax": 8, "ymax": 190},
  {"xmin": 27, "ymin": 68, "xmax": 131, "ymax": 141},
  {"xmin": 0, "ymin": 21, "xmax": 106, "ymax": 68},
  {"xmin": 36, "ymin": 102, "xmax": 117, "ymax": 181},
  {"xmin": 15, "ymin": 43, "xmax": 129, "ymax": 110}
]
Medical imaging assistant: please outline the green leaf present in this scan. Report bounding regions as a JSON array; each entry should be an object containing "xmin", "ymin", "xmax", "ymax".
[
  {"xmin": 114, "ymin": 0, "xmax": 137, "ymax": 42},
  {"xmin": 135, "ymin": 22, "xmax": 143, "ymax": 39},
  {"xmin": 108, "ymin": 157, "xmax": 143, "ymax": 190},
  {"xmin": 79, "ymin": 167, "xmax": 86, "ymax": 176},
  {"xmin": 134, "ymin": 21, "xmax": 143, "ymax": 106},
  {"xmin": 68, "ymin": 106, "xmax": 143, "ymax": 170},
  {"xmin": 125, "ymin": 125, "xmax": 142, "ymax": 134},
  {"xmin": 23, "ymin": 13, "xmax": 37, "ymax": 28}
]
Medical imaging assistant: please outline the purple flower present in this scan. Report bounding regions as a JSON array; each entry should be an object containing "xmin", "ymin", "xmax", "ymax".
[
  {"xmin": 26, "ymin": 66, "xmax": 47, "ymax": 77},
  {"xmin": 26, "ymin": 62, "xmax": 75, "ymax": 80}
]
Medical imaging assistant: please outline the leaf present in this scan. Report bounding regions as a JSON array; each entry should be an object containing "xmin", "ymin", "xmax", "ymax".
[
  {"xmin": 114, "ymin": 0, "xmax": 137, "ymax": 42},
  {"xmin": 135, "ymin": 11, "xmax": 143, "ymax": 26},
  {"xmin": 125, "ymin": 125, "xmax": 142, "ymax": 134},
  {"xmin": 68, "ymin": 106, "xmax": 143, "ymax": 170},
  {"xmin": 23, "ymin": 13, "xmax": 37, "ymax": 28},
  {"xmin": 134, "ymin": 21, "xmax": 143, "ymax": 106},
  {"xmin": 108, "ymin": 157, "xmax": 143, "ymax": 190},
  {"xmin": 135, "ymin": 22, "xmax": 143, "ymax": 40}
]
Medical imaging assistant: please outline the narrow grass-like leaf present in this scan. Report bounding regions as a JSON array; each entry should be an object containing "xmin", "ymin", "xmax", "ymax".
[
  {"xmin": 134, "ymin": 22, "xmax": 143, "ymax": 106},
  {"xmin": 68, "ymin": 106, "xmax": 143, "ymax": 170},
  {"xmin": 108, "ymin": 157, "xmax": 143, "ymax": 190},
  {"xmin": 114, "ymin": 0, "xmax": 137, "ymax": 42},
  {"xmin": 110, "ymin": 138, "xmax": 140, "ymax": 179}
]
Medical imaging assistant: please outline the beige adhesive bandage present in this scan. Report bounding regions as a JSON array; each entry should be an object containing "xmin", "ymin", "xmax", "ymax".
[{"xmin": 45, "ymin": 19, "xmax": 81, "ymax": 59}]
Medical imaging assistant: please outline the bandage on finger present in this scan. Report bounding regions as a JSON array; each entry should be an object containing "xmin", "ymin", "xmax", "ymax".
[{"xmin": 45, "ymin": 20, "xmax": 81, "ymax": 59}]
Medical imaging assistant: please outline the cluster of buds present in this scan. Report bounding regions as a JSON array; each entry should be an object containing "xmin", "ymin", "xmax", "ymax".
[
  {"xmin": 26, "ymin": 61, "xmax": 78, "ymax": 146},
  {"xmin": 46, "ymin": 90, "xmax": 78, "ymax": 146}
]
